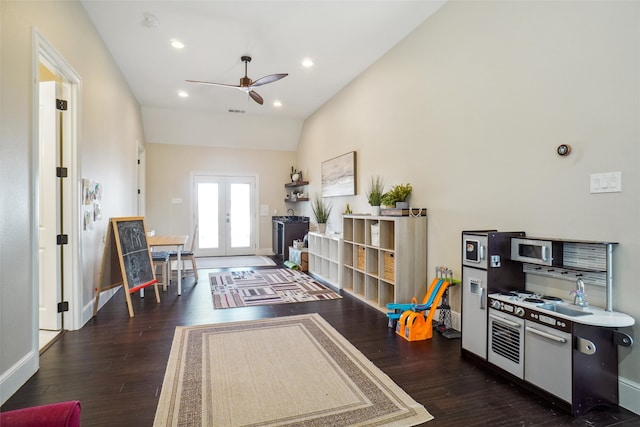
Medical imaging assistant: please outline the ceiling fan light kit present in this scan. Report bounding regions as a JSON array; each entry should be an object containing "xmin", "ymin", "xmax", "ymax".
[{"xmin": 187, "ymin": 56, "xmax": 288, "ymax": 105}]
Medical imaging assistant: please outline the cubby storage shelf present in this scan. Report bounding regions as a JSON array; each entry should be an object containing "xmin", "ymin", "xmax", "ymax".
[
  {"xmin": 342, "ymin": 214, "xmax": 428, "ymax": 312},
  {"xmin": 308, "ymin": 232, "xmax": 342, "ymax": 289}
]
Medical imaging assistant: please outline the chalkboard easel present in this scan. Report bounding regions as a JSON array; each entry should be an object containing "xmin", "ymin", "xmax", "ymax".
[{"xmin": 93, "ymin": 217, "xmax": 160, "ymax": 317}]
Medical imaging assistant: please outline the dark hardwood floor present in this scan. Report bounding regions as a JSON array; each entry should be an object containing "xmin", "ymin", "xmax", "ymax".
[{"xmin": 3, "ymin": 261, "xmax": 640, "ymax": 426}]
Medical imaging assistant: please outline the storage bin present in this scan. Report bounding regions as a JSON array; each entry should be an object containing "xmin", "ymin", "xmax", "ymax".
[
  {"xmin": 357, "ymin": 246, "xmax": 365, "ymax": 270},
  {"xmin": 371, "ymin": 223, "xmax": 380, "ymax": 247},
  {"xmin": 383, "ymin": 252, "xmax": 395, "ymax": 281},
  {"xmin": 289, "ymin": 247, "xmax": 309, "ymax": 272}
]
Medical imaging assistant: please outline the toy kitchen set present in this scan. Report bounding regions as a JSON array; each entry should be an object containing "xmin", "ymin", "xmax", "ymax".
[{"xmin": 460, "ymin": 230, "xmax": 635, "ymax": 416}]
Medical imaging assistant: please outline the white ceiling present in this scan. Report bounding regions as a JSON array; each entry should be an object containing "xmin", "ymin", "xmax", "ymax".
[{"xmin": 81, "ymin": 1, "xmax": 445, "ymax": 150}]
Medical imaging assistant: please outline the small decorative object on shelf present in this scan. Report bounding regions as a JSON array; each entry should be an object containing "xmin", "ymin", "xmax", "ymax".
[
  {"xmin": 284, "ymin": 179, "xmax": 309, "ymax": 202},
  {"xmin": 367, "ymin": 176, "xmax": 385, "ymax": 216},
  {"xmin": 381, "ymin": 183, "xmax": 412, "ymax": 209},
  {"xmin": 290, "ymin": 166, "xmax": 303, "ymax": 182},
  {"xmin": 311, "ymin": 193, "xmax": 332, "ymax": 233},
  {"xmin": 381, "ymin": 207, "xmax": 427, "ymax": 217}
]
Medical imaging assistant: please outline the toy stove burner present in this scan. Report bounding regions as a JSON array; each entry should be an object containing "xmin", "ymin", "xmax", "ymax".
[
  {"xmin": 500, "ymin": 291, "xmax": 518, "ymax": 297},
  {"xmin": 523, "ymin": 297, "xmax": 545, "ymax": 304},
  {"xmin": 542, "ymin": 295, "xmax": 562, "ymax": 301}
]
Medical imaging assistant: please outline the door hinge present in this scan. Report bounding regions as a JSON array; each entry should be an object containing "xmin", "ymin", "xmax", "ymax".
[
  {"xmin": 56, "ymin": 167, "xmax": 68, "ymax": 178},
  {"xmin": 56, "ymin": 99, "xmax": 68, "ymax": 111},
  {"xmin": 57, "ymin": 234, "xmax": 68, "ymax": 245},
  {"xmin": 57, "ymin": 301, "xmax": 69, "ymax": 313}
]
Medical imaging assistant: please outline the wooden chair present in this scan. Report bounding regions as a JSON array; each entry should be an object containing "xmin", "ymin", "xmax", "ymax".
[
  {"xmin": 169, "ymin": 224, "xmax": 198, "ymax": 283},
  {"xmin": 151, "ymin": 251, "xmax": 171, "ymax": 291}
]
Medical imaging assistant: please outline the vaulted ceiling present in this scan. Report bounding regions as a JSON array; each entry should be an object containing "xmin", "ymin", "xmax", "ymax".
[{"xmin": 81, "ymin": 1, "xmax": 445, "ymax": 150}]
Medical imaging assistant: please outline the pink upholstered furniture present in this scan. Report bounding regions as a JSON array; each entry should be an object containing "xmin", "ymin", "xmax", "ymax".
[{"xmin": 0, "ymin": 400, "xmax": 81, "ymax": 427}]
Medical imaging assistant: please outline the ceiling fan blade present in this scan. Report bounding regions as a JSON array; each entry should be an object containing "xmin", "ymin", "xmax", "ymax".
[
  {"xmin": 249, "ymin": 90, "xmax": 264, "ymax": 105},
  {"xmin": 250, "ymin": 73, "xmax": 288, "ymax": 88},
  {"xmin": 186, "ymin": 79, "xmax": 239, "ymax": 89}
]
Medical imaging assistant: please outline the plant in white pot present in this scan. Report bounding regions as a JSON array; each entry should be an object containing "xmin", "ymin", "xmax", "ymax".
[
  {"xmin": 311, "ymin": 194, "xmax": 332, "ymax": 233},
  {"xmin": 366, "ymin": 176, "xmax": 385, "ymax": 216}
]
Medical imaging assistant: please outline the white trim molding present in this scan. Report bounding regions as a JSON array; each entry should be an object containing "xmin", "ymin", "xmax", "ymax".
[
  {"xmin": 0, "ymin": 351, "xmax": 38, "ymax": 405},
  {"xmin": 619, "ymin": 376, "xmax": 640, "ymax": 416}
]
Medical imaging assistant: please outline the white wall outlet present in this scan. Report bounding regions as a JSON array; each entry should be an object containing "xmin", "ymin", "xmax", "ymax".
[
  {"xmin": 260, "ymin": 204, "xmax": 269, "ymax": 216},
  {"xmin": 590, "ymin": 172, "xmax": 622, "ymax": 194},
  {"xmin": 171, "ymin": 197, "xmax": 183, "ymax": 204}
]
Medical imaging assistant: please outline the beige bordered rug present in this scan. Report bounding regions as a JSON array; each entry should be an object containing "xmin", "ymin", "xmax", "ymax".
[{"xmin": 154, "ymin": 314, "xmax": 433, "ymax": 426}]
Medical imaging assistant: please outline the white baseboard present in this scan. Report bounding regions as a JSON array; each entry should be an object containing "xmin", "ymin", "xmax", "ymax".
[
  {"xmin": 451, "ymin": 310, "xmax": 461, "ymax": 331},
  {"xmin": 0, "ymin": 349, "xmax": 38, "ymax": 405},
  {"xmin": 620, "ymin": 376, "xmax": 640, "ymax": 415},
  {"xmin": 84, "ymin": 287, "xmax": 118, "ymax": 325}
]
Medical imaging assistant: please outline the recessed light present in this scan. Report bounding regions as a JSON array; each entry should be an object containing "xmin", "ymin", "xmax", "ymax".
[
  {"xmin": 170, "ymin": 39, "xmax": 184, "ymax": 49},
  {"xmin": 302, "ymin": 58, "xmax": 314, "ymax": 68},
  {"xmin": 273, "ymin": 100, "xmax": 282, "ymax": 107},
  {"xmin": 177, "ymin": 90, "xmax": 188, "ymax": 98}
]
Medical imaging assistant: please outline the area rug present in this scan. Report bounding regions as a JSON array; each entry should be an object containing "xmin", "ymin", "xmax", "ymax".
[
  {"xmin": 196, "ymin": 255, "xmax": 276, "ymax": 269},
  {"xmin": 153, "ymin": 314, "xmax": 433, "ymax": 426},
  {"xmin": 209, "ymin": 268, "xmax": 341, "ymax": 309}
]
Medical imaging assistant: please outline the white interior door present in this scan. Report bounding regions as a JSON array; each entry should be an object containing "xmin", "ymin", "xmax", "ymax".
[
  {"xmin": 38, "ymin": 81, "xmax": 61, "ymax": 331},
  {"xmin": 194, "ymin": 175, "xmax": 256, "ymax": 256}
]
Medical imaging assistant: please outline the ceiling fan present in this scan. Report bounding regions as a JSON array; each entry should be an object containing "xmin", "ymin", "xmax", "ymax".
[{"xmin": 187, "ymin": 56, "xmax": 288, "ymax": 105}]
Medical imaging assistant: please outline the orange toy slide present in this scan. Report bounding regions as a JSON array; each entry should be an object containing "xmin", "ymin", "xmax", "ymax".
[{"xmin": 395, "ymin": 280, "xmax": 451, "ymax": 341}]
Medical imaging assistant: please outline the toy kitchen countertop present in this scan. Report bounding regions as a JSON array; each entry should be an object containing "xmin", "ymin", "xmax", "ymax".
[{"xmin": 489, "ymin": 291, "xmax": 635, "ymax": 328}]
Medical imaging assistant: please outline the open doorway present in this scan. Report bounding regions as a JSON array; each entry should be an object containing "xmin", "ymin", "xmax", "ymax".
[{"xmin": 34, "ymin": 30, "xmax": 81, "ymax": 351}]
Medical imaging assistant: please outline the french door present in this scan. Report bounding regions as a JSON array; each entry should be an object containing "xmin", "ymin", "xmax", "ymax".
[{"xmin": 193, "ymin": 175, "xmax": 256, "ymax": 256}]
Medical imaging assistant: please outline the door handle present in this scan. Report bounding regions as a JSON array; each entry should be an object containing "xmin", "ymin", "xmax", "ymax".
[
  {"xmin": 479, "ymin": 287, "xmax": 485, "ymax": 310},
  {"xmin": 490, "ymin": 314, "xmax": 521, "ymax": 328},
  {"xmin": 526, "ymin": 326, "xmax": 567, "ymax": 343}
]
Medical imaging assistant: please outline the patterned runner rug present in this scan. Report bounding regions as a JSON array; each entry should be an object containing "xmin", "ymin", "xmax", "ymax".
[
  {"xmin": 209, "ymin": 268, "xmax": 341, "ymax": 309},
  {"xmin": 153, "ymin": 314, "xmax": 433, "ymax": 426}
]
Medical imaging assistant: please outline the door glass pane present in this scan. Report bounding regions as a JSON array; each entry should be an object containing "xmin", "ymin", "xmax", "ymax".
[
  {"xmin": 198, "ymin": 182, "xmax": 219, "ymax": 249},
  {"xmin": 229, "ymin": 183, "xmax": 250, "ymax": 248}
]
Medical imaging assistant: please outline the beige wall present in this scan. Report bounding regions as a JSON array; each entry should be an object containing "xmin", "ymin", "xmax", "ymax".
[
  {"xmin": 1, "ymin": 0, "xmax": 144, "ymax": 402},
  {"xmin": 145, "ymin": 143, "xmax": 296, "ymax": 253},
  {"xmin": 296, "ymin": 0, "xmax": 640, "ymax": 411}
]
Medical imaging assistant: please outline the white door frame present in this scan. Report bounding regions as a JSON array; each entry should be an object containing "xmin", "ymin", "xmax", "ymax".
[
  {"xmin": 32, "ymin": 29, "xmax": 83, "ymax": 343},
  {"xmin": 191, "ymin": 172, "xmax": 259, "ymax": 256}
]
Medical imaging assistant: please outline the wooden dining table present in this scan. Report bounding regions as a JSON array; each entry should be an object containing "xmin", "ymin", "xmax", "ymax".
[{"xmin": 148, "ymin": 234, "xmax": 189, "ymax": 296}]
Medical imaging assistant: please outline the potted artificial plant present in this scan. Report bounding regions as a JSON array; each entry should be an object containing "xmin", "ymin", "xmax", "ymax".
[
  {"xmin": 366, "ymin": 176, "xmax": 385, "ymax": 216},
  {"xmin": 311, "ymin": 194, "xmax": 332, "ymax": 233},
  {"xmin": 382, "ymin": 183, "xmax": 413, "ymax": 209}
]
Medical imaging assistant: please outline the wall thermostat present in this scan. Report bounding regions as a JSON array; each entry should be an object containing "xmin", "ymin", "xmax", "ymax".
[{"xmin": 557, "ymin": 144, "xmax": 571, "ymax": 156}]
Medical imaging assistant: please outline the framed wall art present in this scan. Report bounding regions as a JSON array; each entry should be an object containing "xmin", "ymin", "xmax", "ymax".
[{"xmin": 321, "ymin": 151, "xmax": 357, "ymax": 197}]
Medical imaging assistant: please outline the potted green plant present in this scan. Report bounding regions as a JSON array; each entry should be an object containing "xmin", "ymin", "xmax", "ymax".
[
  {"xmin": 366, "ymin": 176, "xmax": 384, "ymax": 216},
  {"xmin": 311, "ymin": 194, "xmax": 332, "ymax": 233},
  {"xmin": 391, "ymin": 183, "xmax": 412, "ymax": 209},
  {"xmin": 381, "ymin": 183, "xmax": 413, "ymax": 209},
  {"xmin": 381, "ymin": 191, "xmax": 397, "ymax": 208}
]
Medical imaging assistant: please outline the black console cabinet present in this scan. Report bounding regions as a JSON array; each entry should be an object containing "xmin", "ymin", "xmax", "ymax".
[{"xmin": 272, "ymin": 217, "xmax": 309, "ymax": 260}]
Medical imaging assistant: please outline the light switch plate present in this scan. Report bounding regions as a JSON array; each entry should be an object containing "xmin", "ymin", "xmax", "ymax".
[{"xmin": 590, "ymin": 171, "xmax": 622, "ymax": 194}]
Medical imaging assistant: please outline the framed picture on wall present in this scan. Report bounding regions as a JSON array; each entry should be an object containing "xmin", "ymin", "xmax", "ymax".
[{"xmin": 321, "ymin": 151, "xmax": 357, "ymax": 197}]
